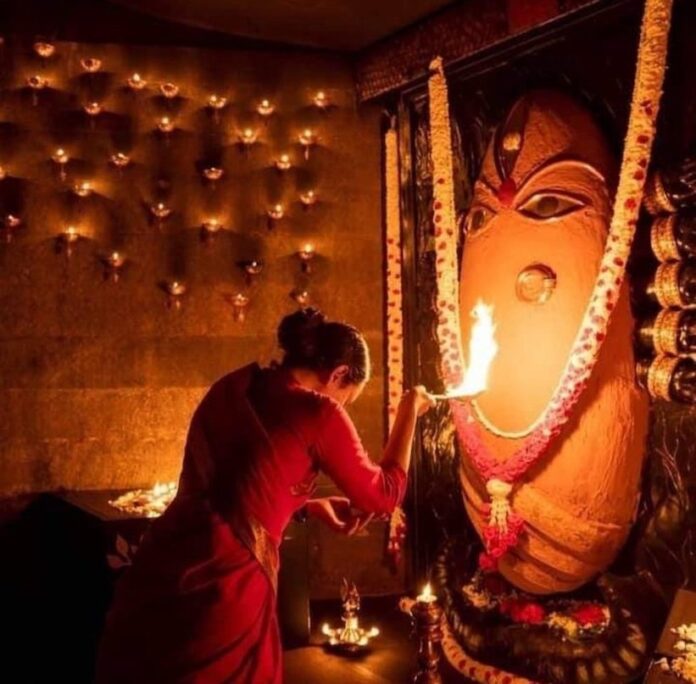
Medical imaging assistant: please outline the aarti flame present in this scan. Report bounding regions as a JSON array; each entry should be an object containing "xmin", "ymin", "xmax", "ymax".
[{"xmin": 444, "ymin": 299, "xmax": 498, "ymax": 399}]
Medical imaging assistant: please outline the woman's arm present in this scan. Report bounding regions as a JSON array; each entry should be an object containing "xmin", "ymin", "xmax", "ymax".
[{"xmin": 313, "ymin": 387, "xmax": 434, "ymax": 515}]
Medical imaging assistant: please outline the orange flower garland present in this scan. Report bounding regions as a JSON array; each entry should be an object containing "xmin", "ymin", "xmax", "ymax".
[{"xmin": 384, "ymin": 125, "xmax": 407, "ymax": 563}]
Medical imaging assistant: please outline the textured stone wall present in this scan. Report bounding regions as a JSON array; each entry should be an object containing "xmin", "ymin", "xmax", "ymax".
[{"xmin": 0, "ymin": 32, "xmax": 394, "ymax": 592}]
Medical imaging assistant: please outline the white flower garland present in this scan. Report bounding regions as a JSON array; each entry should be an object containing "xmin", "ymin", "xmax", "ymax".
[{"xmin": 384, "ymin": 125, "xmax": 407, "ymax": 563}]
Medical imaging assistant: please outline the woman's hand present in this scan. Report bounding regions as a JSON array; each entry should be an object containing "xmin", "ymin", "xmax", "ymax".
[
  {"xmin": 306, "ymin": 497, "xmax": 373, "ymax": 535},
  {"xmin": 402, "ymin": 385, "xmax": 436, "ymax": 417}
]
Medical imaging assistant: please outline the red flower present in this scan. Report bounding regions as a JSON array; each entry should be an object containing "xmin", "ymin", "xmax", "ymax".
[
  {"xmin": 499, "ymin": 598, "xmax": 546, "ymax": 624},
  {"xmin": 571, "ymin": 604, "xmax": 607, "ymax": 627}
]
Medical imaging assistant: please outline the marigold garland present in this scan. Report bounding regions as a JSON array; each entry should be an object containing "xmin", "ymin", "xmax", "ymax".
[
  {"xmin": 430, "ymin": 0, "xmax": 674, "ymax": 571},
  {"xmin": 384, "ymin": 125, "xmax": 407, "ymax": 564}
]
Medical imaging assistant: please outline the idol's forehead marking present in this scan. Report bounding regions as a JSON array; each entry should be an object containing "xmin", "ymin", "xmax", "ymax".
[{"xmin": 480, "ymin": 157, "xmax": 607, "ymax": 198}]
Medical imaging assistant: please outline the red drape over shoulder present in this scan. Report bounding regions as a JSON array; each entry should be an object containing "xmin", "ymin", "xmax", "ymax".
[{"xmin": 95, "ymin": 364, "xmax": 406, "ymax": 684}]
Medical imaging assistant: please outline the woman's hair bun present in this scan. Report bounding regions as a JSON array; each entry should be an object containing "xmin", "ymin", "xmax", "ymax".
[{"xmin": 277, "ymin": 307, "xmax": 327, "ymax": 355}]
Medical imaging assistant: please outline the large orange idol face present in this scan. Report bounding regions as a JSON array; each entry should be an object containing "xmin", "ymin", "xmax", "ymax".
[
  {"xmin": 456, "ymin": 91, "xmax": 649, "ymax": 594},
  {"xmin": 459, "ymin": 90, "xmax": 616, "ymax": 433}
]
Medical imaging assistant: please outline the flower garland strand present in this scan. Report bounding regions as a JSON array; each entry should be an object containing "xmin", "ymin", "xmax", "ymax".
[
  {"xmin": 428, "ymin": 56, "xmax": 466, "ymax": 389},
  {"xmin": 430, "ymin": 0, "xmax": 674, "ymax": 571},
  {"xmin": 384, "ymin": 124, "xmax": 407, "ymax": 564}
]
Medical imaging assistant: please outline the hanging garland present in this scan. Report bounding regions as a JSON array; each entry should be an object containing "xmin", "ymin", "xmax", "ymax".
[
  {"xmin": 429, "ymin": 0, "xmax": 674, "ymax": 571},
  {"xmin": 428, "ymin": 56, "xmax": 466, "ymax": 389},
  {"xmin": 384, "ymin": 124, "xmax": 407, "ymax": 564},
  {"xmin": 441, "ymin": 622, "xmax": 537, "ymax": 684}
]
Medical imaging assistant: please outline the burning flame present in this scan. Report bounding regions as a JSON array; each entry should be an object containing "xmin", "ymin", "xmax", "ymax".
[{"xmin": 449, "ymin": 299, "xmax": 498, "ymax": 398}]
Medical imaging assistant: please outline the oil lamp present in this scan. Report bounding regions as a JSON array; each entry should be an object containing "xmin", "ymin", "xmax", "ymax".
[
  {"xmin": 84, "ymin": 101, "xmax": 102, "ymax": 116},
  {"xmin": 229, "ymin": 292, "xmax": 250, "ymax": 322},
  {"xmin": 160, "ymin": 82, "xmax": 179, "ymax": 99},
  {"xmin": 298, "ymin": 128, "xmax": 317, "ymax": 160},
  {"xmin": 80, "ymin": 57, "xmax": 102, "ymax": 73},
  {"xmin": 162, "ymin": 279, "xmax": 186, "ymax": 309},
  {"xmin": 73, "ymin": 180, "xmax": 93, "ymax": 197},
  {"xmin": 52, "ymin": 147, "xmax": 69, "ymax": 180},
  {"xmin": 157, "ymin": 116, "xmax": 175, "ymax": 135},
  {"xmin": 151, "ymin": 202, "xmax": 172, "ymax": 222},
  {"xmin": 409, "ymin": 583, "xmax": 444, "ymax": 684},
  {"xmin": 127, "ymin": 72, "xmax": 147, "ymax": 90},
  {"xmin": 0, "ymin": 165, "xmax": 7, "ymax": 180},
  {"xmin": 33, "ymin": 42, "xmax": 55, "ymax": 59},
  {"xmin": 299, "ymin": 189, "xmax": 317, "ymax": 207},
  {"xmin": 297, "ymin": 243, "xmax": 316, "ymax": 273},
  {"xmin": 2, "ymin": 214, "xmax": 21, "ymax": 242},
  {"xmin": 275, "ymin": 153, "xmax": 292, "ymax": 172},
  {"xmin": 239, "ymin": 259, "xmax": 264, "ymax": 285},
  {"xmin": 238, "ymin": 127, "xmax": 258, "ymax": 149},
  {"xmin": 321, "ymin": 579, "xmax": 379, "ymax": 653},
  {"xmin": 202, "ymin": 167, "xmax": 224, "ymax": 183},
  {"xmin": 256, "ymin": 98, "xmax": 275, "ymax": 118},
  {"xmin": 267, "ymin": 203, "xmax": 284, "ymax": 229},
  {"xmin": 101, "ymin": 250, "xmax": 126, "ymax": 282},
  {"xmin": 207, "ymin": 94, "xmax": 227, "ymax": 123},
  {"xmin": 313, "ymin": 90, "xmax": 329, "ymax": 109},
  {"xmin": 291, "ymin": 289, "xmax": 311, "ymax": 307},
  {"xmin": 27, "ymin": 75, "xmax": 48, "ymax": 106},
  {"xmin": 58, "ymin": 224, "xmax": 81, "ymax": 256},
  {"xmin": 110, "ymin": 152, "xmax": 131, "ymax": 170},
  {"xmin": 207, "ymin": 94, "xmax": 227, "ymax": 110},
  {"xmin": 200, "ymin": 217, "xmax": 223, "ymax": 239},
  {"xmin": 109, "ymin": 482, "xmax": 177, "ymax": 518}
]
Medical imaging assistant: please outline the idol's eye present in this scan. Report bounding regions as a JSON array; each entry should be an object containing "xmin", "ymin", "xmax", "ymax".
[
  {"xmin": 518, "ymin": 192, "xmax": 585, "ymax": 219},
  {"xmin": 463, "ymin": 205, "xmax": 493, "ymax": 235}
]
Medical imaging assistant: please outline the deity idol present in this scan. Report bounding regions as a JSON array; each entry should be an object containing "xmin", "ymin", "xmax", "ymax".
[{"xmin": 456, "ymin": 90, "xmax": 650, "ymax": 594}]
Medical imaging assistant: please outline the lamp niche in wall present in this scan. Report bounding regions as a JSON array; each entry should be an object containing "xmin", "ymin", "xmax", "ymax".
[
  {"xmin": 238, "ymin": 259, "xmax": 264, "ymax": 286},
  {"xmin": 238, "ymin": 127, "xmax": 259, "ymax": 153},
  {"xmin": 57, "ymin": 224, "xmax": 82, "ymax": 257},
  {"xmin": 267, "ymin": 203, "xmax": 284, "ymax": 230},
  {"xmin": 275, "ymin": 153, "xmax": 292, "ymax": 172},
  {"xmin": 225, "ymin": 292, "xmax": 250, "ymax": 323},
  {"xmin": 200, "ymin": 217, "xmax": 223, "ymax": 243},
  {"xmin": 26, "ymin": 74, "xmax": 49, "ymax": 106},
  {"xmin": 298, "ymin": 128, "xmax": 317, "ymax": 160},
  {"xmin": 297, "ymin": 243, "xmax": 316, "ymax": 274},
  {"xmin": 2, "ymin": 214, "xmax": 21, "ymax": 243},
  {"xmin": 52, "ymin": 148, "xmax": 70, "ymax": 181},
  {"xmin": 313, "ymin": 90, "xmax": 329, "ymax": 110},
  {"xmin": 100, "ymin": 250, "xmax": 126, "ymax": 282},
  {"xmin": 207, "ymin": 94, "xmax": 227, "ymax": 124},
  {"xmin": 110, "ymin": 152, "xmax": 131, "ymax": 175},
  {"xmin": 161, "ymin": 279, "xmax": 186, "ymax": 310}
]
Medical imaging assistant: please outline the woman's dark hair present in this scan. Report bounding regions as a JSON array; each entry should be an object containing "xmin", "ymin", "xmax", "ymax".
[{"xmin": 278, "ymin": 307, "xmax": 369, "ymax": 385}]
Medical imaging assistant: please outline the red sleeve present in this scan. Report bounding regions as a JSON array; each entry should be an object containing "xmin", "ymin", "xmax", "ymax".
[{"xmin": 313, "ymin": 400, "xmax": 407, "ymax": 515}]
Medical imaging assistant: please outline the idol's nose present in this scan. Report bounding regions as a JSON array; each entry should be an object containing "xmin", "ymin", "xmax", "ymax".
[{"xmin": 516, "ymin": 263, "xmax": 557, "ymax": 303}]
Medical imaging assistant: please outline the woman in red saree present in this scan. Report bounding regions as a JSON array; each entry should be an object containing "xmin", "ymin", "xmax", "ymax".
[{"xmin": 96, "ymin": 308, "xmax": 434, "ymax": 683}]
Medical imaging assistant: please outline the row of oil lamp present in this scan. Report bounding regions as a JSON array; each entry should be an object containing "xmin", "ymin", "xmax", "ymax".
[
  {"xmin": 6, "ymin": 146, "xmax": 321, "ymax": 186},
  {"xmin": 25, "ymin": 44, "xmax": 332, "ymax": 121},
  {"xmin": 1, "ymin": 215, "xmax": 317, "ymax": 318}
]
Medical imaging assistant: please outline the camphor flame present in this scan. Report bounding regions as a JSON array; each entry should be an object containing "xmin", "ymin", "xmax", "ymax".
[{"xmin": 448, "ymin": 299, "xmax": 498, "ymax": 398}]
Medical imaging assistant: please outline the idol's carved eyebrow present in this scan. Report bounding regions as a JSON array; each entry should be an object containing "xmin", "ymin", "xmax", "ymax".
[{"xmin": 475, "ymin": 177, "xmax": 498, "ymax": 200}]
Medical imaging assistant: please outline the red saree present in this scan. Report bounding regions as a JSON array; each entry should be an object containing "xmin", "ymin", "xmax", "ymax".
[{"xmin": 95, "ymin": 363, "xmax": 406, "ymax": 683}]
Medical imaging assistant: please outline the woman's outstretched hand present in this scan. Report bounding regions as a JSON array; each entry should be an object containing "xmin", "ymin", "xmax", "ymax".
[
  {"xmin": 402, "ymin": 385, "xmax": 437, "ymax": 417},
  {"xmin": 306, "ymin": 497, "xmax": 373, "ymax": 535}
]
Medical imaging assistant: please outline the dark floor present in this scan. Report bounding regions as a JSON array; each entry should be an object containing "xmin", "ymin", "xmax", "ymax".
[{"xmin": 284, "ymin": 596, "xmax": 464, "ymax": 684}]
